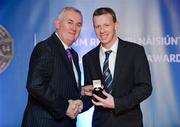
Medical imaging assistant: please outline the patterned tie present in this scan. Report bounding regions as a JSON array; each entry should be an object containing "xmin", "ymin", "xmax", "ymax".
[
  {"xmin": 103, "ymin": 50, "xmax": 113, "ymax": 93},
  {"xmin": 66, "ymin": 48, "xmax": 73, "ymax": 63}
]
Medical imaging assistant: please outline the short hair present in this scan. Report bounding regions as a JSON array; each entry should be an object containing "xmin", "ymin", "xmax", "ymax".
[
  {"xmin": 57, "ymin": 7, "xmax": 83, "ymax": 20},
  {"xmin": 93, "ymin": 7, "xmax": 117, "ymax": 22}
]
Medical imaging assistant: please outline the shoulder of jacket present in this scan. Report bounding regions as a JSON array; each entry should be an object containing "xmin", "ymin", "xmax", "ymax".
[{"xmin": 83, "ymin": 45, "xmax": 99, "ymax": 58}]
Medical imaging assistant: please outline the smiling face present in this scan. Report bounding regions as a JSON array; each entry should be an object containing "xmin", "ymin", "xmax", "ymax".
[
  {"xmin": 93, "ymin": 13, "xmax": 118, "ymax": 49},
  {"xmin": 55, "ymin": 10, "xmax": 82, "ymax": 46}
]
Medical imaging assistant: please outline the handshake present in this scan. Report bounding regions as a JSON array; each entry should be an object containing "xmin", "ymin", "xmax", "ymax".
[
  {"xmin": 66, "ymin": 82, "xmax": 110, "ymax": 119},
  {"xmin": 66, "ymin": 99, "xmax": 83, "ymax": 119},
  {"xmin": 65, "ymin": 85, "xmax": 94, "ymax": 119}
]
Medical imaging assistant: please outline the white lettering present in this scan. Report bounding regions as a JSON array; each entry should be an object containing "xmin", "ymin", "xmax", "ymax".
[{"xmin": 147, "ymin": 54, "xmax": 180, "ymax": 63}]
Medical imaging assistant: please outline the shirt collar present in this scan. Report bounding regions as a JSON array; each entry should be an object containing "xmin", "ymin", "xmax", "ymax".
[
  {"xmin": 55, "ymin": 32, "xmax": 70, "ymax": 50},
  {"xmin": 100, "ymin": 38, "xmax": 118, "ymax": 54}
]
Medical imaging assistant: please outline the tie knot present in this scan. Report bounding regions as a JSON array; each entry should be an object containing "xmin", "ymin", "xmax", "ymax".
[
  {"xmin": 66, "ymin": 48, "xmax": 72, "ymax": 62},
  {"xmin": 66, "ymin": 48, "xmax": 71, "ymax": 53},
  {"xmin": 105, "ymin": 50, "xmax": 112, "ymax": 59}
]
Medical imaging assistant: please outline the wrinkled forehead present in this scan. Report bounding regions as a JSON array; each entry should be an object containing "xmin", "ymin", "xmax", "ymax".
[
  {"xmin": 58, "ymin": 9, "xmax": 82, "ymax": 20},
  {"xmin": 63, "ymin": 11, "xmax": 83, "ymax": 23}
]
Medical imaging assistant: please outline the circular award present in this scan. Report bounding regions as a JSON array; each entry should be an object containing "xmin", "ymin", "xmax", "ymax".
[{"xmin": 0, "ymin": 25, "xmax": 13, "ymax": 74}]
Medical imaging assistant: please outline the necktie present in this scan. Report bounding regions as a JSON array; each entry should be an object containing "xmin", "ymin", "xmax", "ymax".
[
  {"xmin": 103, "ymin": 50, "xmax": 113, "ymax": 93},
  {"xmin": 66, "ymin": 48, "xmax": 79, "ymax": 86},
  {"xmin": 66, "ymin": 48, "xmax": 73, "ymax": 63}
]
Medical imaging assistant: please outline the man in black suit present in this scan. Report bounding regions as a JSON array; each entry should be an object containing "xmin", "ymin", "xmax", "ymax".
[
  {"xmin": 82, "ymin": 7, "xmax": 152, "ymax": 127},
  {"xmin": 22, "ymin": 7, "xmax": 83, "ymax": 127}
]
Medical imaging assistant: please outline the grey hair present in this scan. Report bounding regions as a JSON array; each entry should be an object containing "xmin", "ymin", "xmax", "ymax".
[{"xmin": 57, "ymin": 7, "xmax": 83, "ymax": 20}]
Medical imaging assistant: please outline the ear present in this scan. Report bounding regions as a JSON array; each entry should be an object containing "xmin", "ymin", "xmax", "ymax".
[
  {"xmin": 115, "ymin": 21, "xmax": 119, "ymax": 32},
  {"xmin": 55, "ymin": 19, "xmax": 60, "ymax": 29}
]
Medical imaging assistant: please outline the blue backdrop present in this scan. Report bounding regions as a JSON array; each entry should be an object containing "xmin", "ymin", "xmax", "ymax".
[{"xmin": 0, "ymin": 0, "xmax": 180, "ymax": 127}]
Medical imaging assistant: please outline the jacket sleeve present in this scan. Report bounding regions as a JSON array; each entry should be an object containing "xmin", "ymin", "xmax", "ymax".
[
  {"xmin": 114, "ymin": 46, "xmax": 152, "ymax": 114},
  {"xmin": 26, "ymin": 43, "xmax": 68, "ymax": 120},
  {"xmin": 81, "ymin": 55, "xmax": 93, "ymax": 112}
]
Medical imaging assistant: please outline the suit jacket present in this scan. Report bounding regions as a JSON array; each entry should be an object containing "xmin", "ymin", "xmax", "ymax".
[
  {"xmin": 21, "ymin": 33, "xmax": 81, "ymax": 127},
  {"xmin": 82, "ymin": 38, "xmax": 152, "ymax": 127}
]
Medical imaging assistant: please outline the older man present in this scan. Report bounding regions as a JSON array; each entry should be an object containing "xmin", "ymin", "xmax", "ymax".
[{"xmin": 22, "ymin": 7, "xmax": 83, "ymax": 127}]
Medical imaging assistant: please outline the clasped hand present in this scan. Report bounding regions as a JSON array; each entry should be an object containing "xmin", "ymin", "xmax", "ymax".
[{"xmin": 66, "ymin": 99, "xmax": 83, "ymax": 119}]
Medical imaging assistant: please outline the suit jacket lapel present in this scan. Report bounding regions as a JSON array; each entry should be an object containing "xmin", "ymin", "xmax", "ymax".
[
  {"xmin": 52, "ymin": 33, "xmax": 76, "ymax": 82},
  {"xmin": 112, "ymin": 38, "xmax": 126, "ymax": 90},
  {"xmin": 94, "ymin": 45, "xmax": 104, "ymax": 81},
  {"xmin": 71, "ymin": 49, "xmax": 81, "ymax": 88}
]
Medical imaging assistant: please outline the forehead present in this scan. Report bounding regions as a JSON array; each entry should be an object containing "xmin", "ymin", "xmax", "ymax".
[
  {"xmin": 93, "ymin": 14, "xmax": 114, "ymax": 23},
  {"xmin": 63, "ymin": 11, "xmax": 82, "ymax": 21}
]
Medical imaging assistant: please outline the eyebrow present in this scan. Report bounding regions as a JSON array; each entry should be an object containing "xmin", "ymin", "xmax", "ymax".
[{"xmin": 67, "ymin": 19, "xmax": 82, "ymax": 24}]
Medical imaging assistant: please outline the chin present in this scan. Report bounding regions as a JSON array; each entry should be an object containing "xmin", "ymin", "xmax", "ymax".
[{"xmin": 101, "ymin": 40, "xmax": 109, "ymax": 44}]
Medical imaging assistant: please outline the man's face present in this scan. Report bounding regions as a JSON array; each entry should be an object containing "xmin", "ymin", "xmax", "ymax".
[
  {"xmin": 93, "ymin": 13, "xmax": 118, "ymax": 48},
  {"xmin": 56, "ymin": 11, "xmax": 82, "ymax": 46}
]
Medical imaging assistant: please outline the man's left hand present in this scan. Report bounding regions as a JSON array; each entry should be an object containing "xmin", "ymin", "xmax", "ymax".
[{"xmin": 92, "ymin": 90, "xmax": 115, "ymax": 109}]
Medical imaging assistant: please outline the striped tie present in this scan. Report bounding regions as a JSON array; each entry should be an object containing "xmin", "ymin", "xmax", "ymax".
[{"xmin": 103, "ymin": 50, "xmax": 112, "ymax": 93}]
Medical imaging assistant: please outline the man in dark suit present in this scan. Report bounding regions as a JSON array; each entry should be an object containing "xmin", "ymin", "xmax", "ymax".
[
  {"xmin": 82, "ymin": 7, "xmax": 152, "ymax": 127},
  {"xmin": 21, "ymin": 7, "xmax": 83, "ymax": 127}
]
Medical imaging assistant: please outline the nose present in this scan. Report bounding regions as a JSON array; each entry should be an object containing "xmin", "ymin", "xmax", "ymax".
[
  {"xmin": 100, "ymin": 26, "xmax": 105, "ymax": 33},
  {"xmin": 71, "ymin": 24, "xmax": 76, "ymax": 32}
]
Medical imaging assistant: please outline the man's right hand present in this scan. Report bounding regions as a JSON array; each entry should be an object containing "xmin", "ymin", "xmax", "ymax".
[{"xmin": 66, "ymin": 99, "xmax": 83, "ymax": 119}]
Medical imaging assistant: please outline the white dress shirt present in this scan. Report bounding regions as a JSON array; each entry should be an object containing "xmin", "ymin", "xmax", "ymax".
[{"xmin": 99, "ymin": 39, "xmax": 119, "ymax": 78}]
